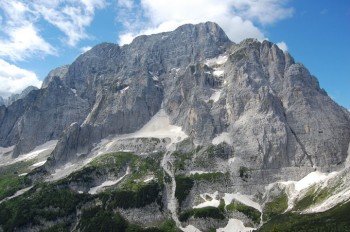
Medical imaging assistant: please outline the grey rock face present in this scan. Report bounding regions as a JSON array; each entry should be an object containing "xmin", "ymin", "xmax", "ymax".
[
  {"xmin": 0, "ymin": 96, "xmax": 4, "ymax": 106},
  {"xmin": 0, "ymin": 22, "xmax": 349, "ymax": 172},
  {"xmin": 41, "ymin": 65, "xmax": 70, "ymax": 88},
  {"xmin": 0, "ymin": 76, "xmax": 89, "ymax": 157},
  {"xmin": 1, "ymin": 86, "xmax": 39, "ymax": 107}
]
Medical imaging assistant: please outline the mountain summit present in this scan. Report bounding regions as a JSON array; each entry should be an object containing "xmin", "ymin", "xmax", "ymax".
[{"xmin": 0, "ymin": 22, "xmax": 350, "ymax": 231}]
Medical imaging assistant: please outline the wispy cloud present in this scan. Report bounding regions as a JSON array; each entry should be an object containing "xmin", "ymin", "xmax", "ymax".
[
  {"xmin": 33, "ymin": 0, "xmax": 106, "ymax": 46},
  {"xmin": 0, "ymin": 24, "xmax": 56, "ymax": 61},
  {"xmin": 276, "ymin": 41, "xmax": 288, "ymax": 52},
  {"xmin": 0, "ymin": 59, "xmax": 42, "ymax": 98},
  {"xmin": 116, "ymin": 0, "xmax": 294, "ymax": 45},
  {"xmin": 0, "ymin": 0, "xmax": 106, "ymax": 97},
  {"xmin": 0, "ymin": 0, "xmax": 107, "ymax": 61},
  {"xmin": 80, "ymin": 46, "xmax": 92, "ymax": 53}
]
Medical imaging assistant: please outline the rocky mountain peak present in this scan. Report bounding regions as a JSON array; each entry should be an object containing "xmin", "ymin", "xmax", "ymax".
[
  {"xmin": 0, "ymin": 21, "xmax": 349, "ymax": 169},
  {"xmin": 0, "ymin": 22, "xmax": 350, "ymax": 232}
]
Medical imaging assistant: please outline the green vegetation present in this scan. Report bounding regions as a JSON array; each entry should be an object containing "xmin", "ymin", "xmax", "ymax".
[
  {"xmin": 0, "ymin": 161, "xmax": 33, "ymax": 201},
  {"xmin": 294, "ymin": 186, "xmax": 333, "ymax": 211},
  {"xmin": 100, "ymin": 181, "xmax": 163, "ymax": 210},
  {"xmin": 193, "ymin": 144, "xmax": 232, "ymax": 168},
  {"xmin": 206, "ymin": 144, "xmax": 230, "ymax": 160},
  {"xmin": 0, "ymin": 184, "xmax": 90, "ymax": 231},
  {"xmin": 239, "ymin": 166, "xmax": 250, "ymax": 181},
  {"xmin": 218, "ymin": 199, "xmax": 225, "ymax": 212},
  {"xmin": 0, "ymin": 151, "xmax": 169, "ymax": 231},
  {"xmin": 77, "ymin": 206, "xmax": 128, "ymax": 232},
  {"xmin": 226, "ymin": 200, "xmax": 261, "ymax": 224},
  {"xmin": 175, "ymin": 172, "xmax": 229, "ymax": 208},
  {"xmin": 41, "ymin": 222, "xmax": 72, "ymax": 232},
  {"xmin": 262, "ymin": 192, "xmax": 288, "ymax": 222},
  {"xmin": 121, "ymin": 152, "xmax": 164, "ymax": 191},
  {"xmin": 156, "ymin": 219, "xmax": 182, "ymax": 232},
  {"xmin": 258, "ymin": 201, "xmax": 350, "ymax": 232},
  {"xmin": 79, "ymin": 206, "xmax": 180, "ymax": 232},
  {"xmin": 191, "ymin": 172, "xmax": 228, "ymax": 183},
  {"xmin": 60, "ymin": 152, "xmax": 137, "ymax": 187},
  {"xmin": 173, "ymin": 152, "xmax": 192, "ymax": 171},
  {"xmin": 178, "ymin": 207, "xmax": 225, "ymax": 222},
  {"xmin": 175, "ymin": 175, "xmax": 194, "ymax": 207},
  {"xmin": 90, "ymin": 152, "xmax": 136, "ymax": 169}
]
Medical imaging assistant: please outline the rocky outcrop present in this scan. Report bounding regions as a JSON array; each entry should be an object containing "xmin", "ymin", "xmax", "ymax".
[
  {"xmin": 0, "ymin": 22, "xmax": 349, "ymax": 173},
  {"xmin": 41, "ymin": 65, "xmax": 70, "ymax": 88},
  {"xmin": 0, "ymin": 76, "xmax": 89, "ymax": 157},
  {"xmin": 0, "ymin": 97, "xmax": 4, "ymax": 106}
]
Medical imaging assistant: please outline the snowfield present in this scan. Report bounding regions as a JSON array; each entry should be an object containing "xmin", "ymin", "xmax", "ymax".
[
  {"xmin": 212, "ymin": 132, "xmax": 232, "ymax": 145},
  {"xmin": 49, "ymin": 109, "xmax": 188, "ymax": 181},
  {"xmin": 0, "ymin": 140, "xmax": 57, "ymax": 167},
  {"xmin": 217, "ymin": 219, "xmax": 255, "ymax": 232},
  {"xmin": 88, "ymin": 166, "xmax": 130, "ymax": 194}
]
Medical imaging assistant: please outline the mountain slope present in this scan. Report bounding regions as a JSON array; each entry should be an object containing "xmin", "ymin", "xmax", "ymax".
[{"xmin": 0, "ymin": 22, "xmax": 349, "ymax": 231}]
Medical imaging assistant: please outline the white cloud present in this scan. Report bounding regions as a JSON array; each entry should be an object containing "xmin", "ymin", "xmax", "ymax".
[
  {"xmin": 276, "ymin": 41, "xmax": 288, "ymax": 52},
  {"xmin": 117, "ymin": 0, "xmax": 134, "ymax": 9},
  {"xmin": 80, "ymin": 46, "xmax": 92, "ymax": 53},
  {"xmin": 0, "ymin": 24, "xmax": 56, "ymax": 61},
  {"xmin": 0, "ymin": 0, "xmax": 106, "ymax": 97},
  {"xmin": 0, "ymin": 59, "xmax": 42, "ymax": 98},
  {"xmin": 116, "ymin": 0, "xmax": 293, "ymax": 45},
  {"xmin": 0, "ymin": 0, "xmax": 107, "ymax": 61},
  {"xmin": 32, "ymin": 0, "xmax": 107, "ymax": 46}
]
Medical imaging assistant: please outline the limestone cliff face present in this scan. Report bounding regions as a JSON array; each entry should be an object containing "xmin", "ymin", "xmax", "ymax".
[{"xmin": 0, "ymin": 22, "xmax": 349, "ymax": 170}]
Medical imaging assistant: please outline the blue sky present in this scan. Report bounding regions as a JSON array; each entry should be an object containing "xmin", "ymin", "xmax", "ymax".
[{"xmin": 0, "ymin": 0, "xmax": 349, "ymax": 109}]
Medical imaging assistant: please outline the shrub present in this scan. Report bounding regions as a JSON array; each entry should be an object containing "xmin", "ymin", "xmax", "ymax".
[
  {"xmin": 175, "ymin": 175, "xmax": 194, "ymax": 207},
  {"xmin": 179, "ymin": 207, "xmax": 225, "ymax": 222},
  {"xmin": 226, "ymin": 200, "xmax": 261, "ymax": 224},
  {"xmin": 263, "ymin": 192, "xmax": 288, "ymax": 221},
  {"xmin": 78, "ymin": 206, "xmax": 128, "ymax": 232}
]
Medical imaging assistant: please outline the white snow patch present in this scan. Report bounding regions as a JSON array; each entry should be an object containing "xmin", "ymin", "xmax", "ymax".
[
  {"xmin": 190, "ymin": 170, "xmax": 210, "ymax": 175},
  {"xmin": 49, "ymin": 109, "xmax": 188, "ymax": 182},
  {"xmin": 225, "ymin": 193, "xmax": 262, "ymax": 212},
  {"xmin": 213, "ymin": 70, "xmax": 224, "ymax": 77},
  {"xmin": 70, "ymin": 88, "xmax": 77, "ymax": 95},
  {"xmin": 205, "ymin": 55, "xmax": 228, "ymax": 66},
  {"xmin": 295, "ymin": 171, "xmax": 335, "ymax": 192},
  {"xmin": 346, "ymin": 142, "xmax": 350, "ymax": 167},
  {"xmin": 78, "ymin": 191, "xmax": 83, "ymax": 194},
  {"xmin": 126, "ymin": 109, "xmax": 188, "ymax": 148},
  {"xmin": 181, "ymin": 225, "xmax": 202, "ymax": 232},
  {"xmin": 18, "ymin": 173, "xmax": 28, "ymax": 177},
  {"xmin": 120, "ymin": 86, "xmax": 129, "ymax": 94},
  {"xmin": 143, "ymin": 176, "xmax": 155, "ymax": 183},
  {"xmin": 212, "ymin": 132, "xmax": 232, "ymax": 145},
  {"xmin": 210, "ymin": 89, "xmax": 222, "ymax": 103},
  {"xmin": 50, "ymin": 162, "xmax": 78, "ymax": 181},
  {"xmin": 306, "ymin": 186, "xmax": 350, "ymax": 213},
  {"xmin": 89, "ymin": 167, "xmax": 130, "ymax": 194},
  {"xmin": 31, "ymin": 160, "xmax": 47, "ymax": 168},
  {"xmin": 194, "ymin": 191, "xmax": 220, "ymax": 208},
  {"xmin": 217, "ymin": 218, "xmax": 255, "ymax": 232},
  {"xmin": 0, "ymin": 140, "xmax": 57, "ymax": 166},
  {"xmin": 228, "ymin": 158, "xmax": 236, "ymax": 164},
  {"xmin": 277, "ymin": 171, "xmax": 338, "ymax": 210},
  {"xmin": 0, "ymin": 186, "xmax": 33, "ymax": 204}
]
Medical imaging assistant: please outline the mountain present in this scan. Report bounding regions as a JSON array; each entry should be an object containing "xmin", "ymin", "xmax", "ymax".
[
  {"xmin": 6, "ymin": 86, "xmax": 39, "ymax": 106},
  {"xmin": 0, "ymin": 96, "xmax": 4, "ymax": 106},
  {"xmin": 0, "ymin": 22, "xmax": 349, "ymax": 232},
  {"xmin": 0, "ymin": 86, "xmax": 39, "ymax": 107}
]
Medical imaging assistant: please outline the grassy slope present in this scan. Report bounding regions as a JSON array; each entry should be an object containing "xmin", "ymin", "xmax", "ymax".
[{"xmin": 258, "ymin": 201, "xmax": 350, "ymax": 232}]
